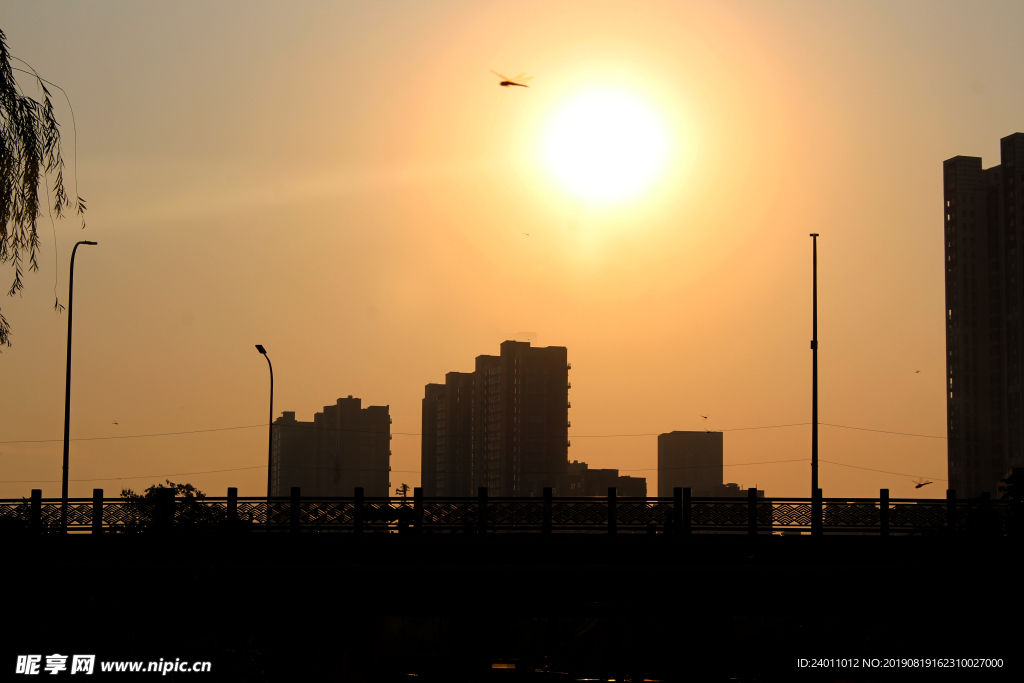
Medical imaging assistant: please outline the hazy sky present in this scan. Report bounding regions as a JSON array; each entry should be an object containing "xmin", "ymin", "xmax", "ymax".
[{"xmin": 3, "ymin": 0, "xmax": 1023, "ymax": 500}]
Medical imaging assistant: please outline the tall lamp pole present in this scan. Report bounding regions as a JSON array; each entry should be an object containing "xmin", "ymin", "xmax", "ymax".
[
  {"xmin": 810, "ymin": 233, "xmax": 819, "ymax": 496},
  {"xmin": 62, "ymin": 240, "xmax": 98, "ymax": 533},
  {"xmin": 255, "ymin": 345, "xmax": 273, "ymax": 499}
]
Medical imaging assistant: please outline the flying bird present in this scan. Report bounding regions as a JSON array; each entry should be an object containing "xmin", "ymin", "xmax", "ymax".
[
  {"xmin": 491, "ymin": 71, "xmax": 532, "ymax": 88},
  {"xmin": 912, "ymin": 477, "xmax": 933, "ymax": 489}
]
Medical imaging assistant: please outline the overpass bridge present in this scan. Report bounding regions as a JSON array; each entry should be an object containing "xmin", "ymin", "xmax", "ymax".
[{"xmin": 2, "ymin": 490, "xmax": 1019, "ymax": 681}]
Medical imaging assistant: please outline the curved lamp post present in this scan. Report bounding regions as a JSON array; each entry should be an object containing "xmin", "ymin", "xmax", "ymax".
[
  {"xmin": 255, "ymin": 345, "xmax": 273, "ymax": 499},
  {"xmin": 62, "ymin": 240, "xmax": 98, "ymax": 533}
]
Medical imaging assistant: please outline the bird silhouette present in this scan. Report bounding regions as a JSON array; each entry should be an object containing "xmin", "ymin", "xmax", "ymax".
[
  {"xmin": 912, "ymin": 477, "xmax": 933, "ymax": 489},
  {"xmin": 491, "ymin": 71, "xmax": 532, "ymax": 88}
]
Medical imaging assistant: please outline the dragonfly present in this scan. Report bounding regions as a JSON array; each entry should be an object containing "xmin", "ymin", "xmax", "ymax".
[
  {"xmin": 491, "ymin": 71, "xmax": 532, "ymax": 88},
  {"xmin": 912, "ymin": 477, "xmax": 933, "ymax": 489}
]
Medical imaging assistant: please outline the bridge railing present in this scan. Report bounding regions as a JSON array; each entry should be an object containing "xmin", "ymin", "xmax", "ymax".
[{"xmin": 0, "ymin": 487, "xmax": 1016, "ymax": 536}]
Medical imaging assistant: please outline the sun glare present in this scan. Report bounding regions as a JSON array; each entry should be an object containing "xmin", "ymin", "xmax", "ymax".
[{"xmin": 541, "ymin": 91, "xmax": 670, "ymax": 203}]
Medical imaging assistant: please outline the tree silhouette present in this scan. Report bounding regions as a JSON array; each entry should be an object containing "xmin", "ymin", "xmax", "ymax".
[
  {"xmin": 121, "ymin": 480, "xmax": 207, "ymax": 502},
  {"xmin": 118, "ymin": 480, "xmax": 215, "ymax": 531},
  {"xmin": 1, "ymin": 28, "xmax": 86, "ymax": 348}
]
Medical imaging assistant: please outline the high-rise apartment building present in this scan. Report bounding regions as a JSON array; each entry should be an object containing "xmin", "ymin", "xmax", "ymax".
[
  {"xmin": 422, "ymin": 340, "xmax": 570, "ymax": 496},
  {"xmin": 271, "ymin": 396, "xmax": 391, "ymax": 497},
  {"xmin": 944, "ymin": 133, "xmax": 1024, "ymax": 496},
  {"xmin": 421, "ymin": 372, "xmax": 475, "ymax": 496}
]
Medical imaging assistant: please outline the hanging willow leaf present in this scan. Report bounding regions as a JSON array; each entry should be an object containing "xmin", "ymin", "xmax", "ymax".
[{"xmin": 0, "ymin": 27, "xmax": 86, "ymax": 348}]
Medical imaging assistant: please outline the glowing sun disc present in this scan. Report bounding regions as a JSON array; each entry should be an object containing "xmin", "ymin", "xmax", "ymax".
[{"xmin": 541, "ymin": 91, "xmax": 670, "ymax": 202}]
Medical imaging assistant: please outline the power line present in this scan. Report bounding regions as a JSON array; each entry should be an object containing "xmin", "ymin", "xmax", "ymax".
[
  {"xmin": 1, "ymin": 420, "xmax": 949, "ymax": 445},
  {"xmin": 820, "ymin": 423, "xmax": 946, "ymax": 440},
  {"xmin": 820, "ymin": 459, "xmax": 948, "ymax": 482},
  {"xmin": 0, "ymin": 466, "xmax": 265, "ymax": 485},
  {"xmin": 619, "ymin": 458, "xmax": 809, "ymax": 472},
  {"xmin": 1, "ymin": 424, "xmax": 266, "ymax": 444},
  {"xmin": 0, "ymin": 459, "xmax": 808, "ymax": 484},
  {"xmin": 0, "ymin": 420, "xmax": 951, "ymax": 486},
  {"xmin": 3, "ymin": 457, "xmax": 943, "ymax": 486}
]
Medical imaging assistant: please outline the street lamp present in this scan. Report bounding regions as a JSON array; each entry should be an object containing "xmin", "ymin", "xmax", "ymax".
[
  {"xmin": 62, "ymin": 240, "xmax": 98, "ymax": 533},
  {"xmin": 810, "ymin": 233, "xmax": 819, "ymax": 497},
  {"xmin": 255, "ymin": 345, "xmax": 273, "ymax": 499}
]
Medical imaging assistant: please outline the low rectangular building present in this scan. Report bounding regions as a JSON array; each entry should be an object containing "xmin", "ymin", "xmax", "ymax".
[
  {"xmin": 563, "ymin": 460, "xmax": 647, "ymax": 497},
  {"xmin": 658, "ymin": 431, "xmax": 723, "ymax": 497}
]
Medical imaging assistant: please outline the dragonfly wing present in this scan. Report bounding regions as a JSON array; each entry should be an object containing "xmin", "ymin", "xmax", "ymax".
[{"xmin": 491, "ymin": 70, "xmax": 509, "ymax": 80}]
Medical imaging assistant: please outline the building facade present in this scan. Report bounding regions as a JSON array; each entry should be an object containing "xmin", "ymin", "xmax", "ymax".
[
  {"xmin": 563, "ymin": 460, "xmax": 647, "ymax": 497},
  {"xmin": 656, "ymin": 431, "xmax": 759, "ymax": 497},
  {"xmin": 658, "ymin": 431, "xmax": 724, "ymax": 497},
  {"xmin": 422, "ymin": 340, "xmax": 570, "ymax": 496},
  {"xmin": 944, "ymin": 133, "xmax": 1024, "ymax": 497},
  {"xmin": 421, "ymin": 372, "xmax": 476, "ymax": 496},
  {"xmin": 271, "ymin": 396, "xmax": 391, "ymax": 497}
]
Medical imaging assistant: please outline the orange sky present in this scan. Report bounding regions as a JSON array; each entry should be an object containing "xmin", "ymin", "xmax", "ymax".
[{"xmin": 4, "ymin": 0, "xmax": 1023, "ymax": 500}]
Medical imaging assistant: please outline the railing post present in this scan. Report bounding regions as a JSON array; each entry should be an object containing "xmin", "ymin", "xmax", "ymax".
[
  {"xmin": 289, "ymin": 487, "xmax": 300, "ymax": 532},
  {"xmin": 672, "ymin": 487, "xmax": 682, "ymax": 534},
  {"xmin": 812, "ymin": 488, "xmax": 822, "ymax": 536},
  {"xmin": 682, "ymin": 487, "xmax": 691, "ymax": 534},
  {"xmin": 748, "ymin": 487, "xmax": 758, "ymax": 536},
  {"xmin": 879, "ymin": 489, "xmax": 889, "ymax": 537},
  {"xmin": 543, "ymin": 487, "xmax": 552, "ymax": 534},
  {"xmin": 608, "ymin": 487, "xmax": 617, "ymax": 535},
  {"xmin": 478, "ymin": 487, "xmax": 488, "ymax": 534},
  {"xmin": 354, "ymin": 487, "xmax": 364, "ymax": 534},
  {"xmin": 946, "ymin": 489, "xmax": 956, "ymax": 535},
  {"xmin": 30, "ymin": 489, "xmax": 42, "ymax": 533},
  {"xmin": 227, "ymin": 487, "xmax": 238, "ymax": 524},
  {"xmin": 92, "ymin": 489, "xmax": 103, "ymax": 534},
  {"xmin": 413, "ymin": 487, "xmax": 423, "ymax": 534}
]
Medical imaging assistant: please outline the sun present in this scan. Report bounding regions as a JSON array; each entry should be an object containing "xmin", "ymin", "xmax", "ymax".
[{"xmin": 541, "ymin": 90, "xmax": 671, "ymax": 203}]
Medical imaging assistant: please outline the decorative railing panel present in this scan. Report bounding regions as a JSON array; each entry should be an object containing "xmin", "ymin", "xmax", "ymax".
[
  {"xmin": 41, "ymin": 503, "xmax": 64, "ymax": 528},
  {"xmin": 772, "ymin": 502, "xmax": 814, "ymax": 528},
  {"xmin": 552, "ymin": 500, "xmax": 607, "ymax": 529},
  {"xmin": 824, "ymin": 502, "xmax": 880, "ymax": 528},
  {"xmin": 0, "ymin": 502, "xmax": 29, "ymax": 524},
  {"xmin": 103, "ymin": 500, "xmax": 152, "ymax": 529},
  {"xmin": 304, "ymin": 500, "xmax": 354, "ymax": 527},
  {"xmin": 0, "ymin": 493, "xmax": 1017, "ymax": 536},
  {"xmin": 890, "ymin": 502, "xmax": 946, "ymax": 531},
  {"xmin": 236, "ymin": 501, "xmax": 268, "ymax": 525},
  {"xmin": 692, "ymin": 500, "xmax": 747, "ymax": 527},
  {"xmin": 618, "ymin": 501, "xmax": 673, "ymax": 527},
  {"xmin": 422, "ymin": 500, "xmax": 476, "ymax": 526}
]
